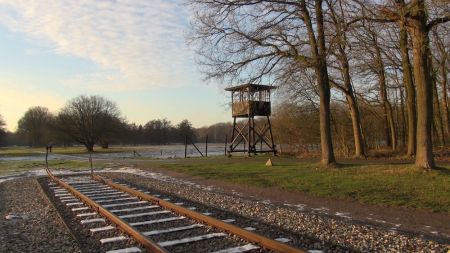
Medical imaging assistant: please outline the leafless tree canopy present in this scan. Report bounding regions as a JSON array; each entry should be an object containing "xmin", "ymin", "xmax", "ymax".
[
  {"xmin": 17, "ymin": 106, "xmax": 54, "ymax": 147},
  {"xmin": 57, "ymin": 95, "xmax": 122, "ymax": 151},
  {"xmin": 188, "ymin": 0, "xmax": 450, "ymax": 168}
]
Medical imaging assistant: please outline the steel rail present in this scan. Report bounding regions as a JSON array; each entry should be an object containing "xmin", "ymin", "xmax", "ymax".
[
  {"xmin": 47, "ymin": 172, "xmax": 169, "ymax": 253},
  {"xmin": 93, "ymin": 174, "xmax": 307, "ymax": 253}
]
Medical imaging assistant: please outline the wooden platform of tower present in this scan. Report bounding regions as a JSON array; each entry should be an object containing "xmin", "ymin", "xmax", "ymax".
[{"xmin": 225, "ymin": 84, "xmax": 277, "ymax": 156}]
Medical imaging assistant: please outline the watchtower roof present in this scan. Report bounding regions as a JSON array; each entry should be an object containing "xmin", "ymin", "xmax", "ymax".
[{"xmin": 224, "ymin": 83, "xmax": 276, "ymax": 92}]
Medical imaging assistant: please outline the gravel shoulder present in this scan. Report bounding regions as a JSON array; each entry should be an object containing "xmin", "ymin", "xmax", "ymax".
[
  {"xmin": 0, "ymin": 169, "xmax": 448, "ymax": 253},
  {"xmin": 0, "ymin": 177, "xmax": 81, "ymax": 253}
]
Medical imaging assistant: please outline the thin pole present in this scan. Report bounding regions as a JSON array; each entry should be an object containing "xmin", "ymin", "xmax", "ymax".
[
  {"xmin": 267, "ymin": 116, "xmax": 276, "ymax": 155},
  {"xmin": 225, "ymin": 135, "xmax": 228, "ymax": 156},
  {"xmin": 184, "ymin": 136, "xmax": 188, "ymax": 158},
  {"xmin": 205, "ymin": 134, "xmax": 208, "ymax": 157},
  {"xmin": 230, "ymin": 117, "xmax": 236, "ymax": 152},
  {"xmin": 89, "ymin": 151, "xmax": 93, "ymax": 176},
  {"xmin": 260, "ymin": 128, "xmax": 263, "ymax": 152},
  {"xmin": 45, "ymin": 146, "xmax": 49, "ymax": 171},
  {"xmin": 190, "ymin": 139, "xmax": 204, "ymax": 157},
  {"xmin": 252, "ymin": 117, "xmax": 256, "ymax": 155},
  {"xmin": 247, "ymin": 116, "xmax": 251, "ymax": 156}
]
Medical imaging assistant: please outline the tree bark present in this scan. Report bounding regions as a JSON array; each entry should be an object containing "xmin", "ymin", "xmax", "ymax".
[
  {"xmin": 302, "ymin": 0, "xmax": 336, "ymax": 166},
  {"xmin": 432, "ymin": 72, "xmax": 445, "ymax": 146},
  {"xmin": 399, "ymin": 18, "xmax": 417, "ymax": 156},
  {"xmin": 329, "ymin": 2, "xmax": 366, "ymax": 158},
  {"xmin": 409, "ymin": 1, "xmax": 435, "ymax": 169},
  {"xmin": 315, "ymin": 0, "xmax": 335, "ymax": 165},
  {"xmin": 346, "ymin": 91, "xmax": 366, "ymax": 157},
  {"xmin": 375, "ymin": 41, "xmax": 397, "ymax": 150},
  {"xmin": 432, "ymin": 30, "xmax": 450, "ymax": 139},
  {"xmin": 86, "ymin": 142, "xmax": 94, "ymax": 152},
  {"xmin": 399, "ymin": 87, "xmax": 407, "ymax": 147},
  {"xmin": 441, "ymin": 59, "xmax": 450, "ymax": 139}
]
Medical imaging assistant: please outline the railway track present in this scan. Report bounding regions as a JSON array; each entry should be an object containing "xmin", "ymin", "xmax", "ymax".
[{"xmin": 45, "ymin": 170, "xmax": 306, "ymax": 253}]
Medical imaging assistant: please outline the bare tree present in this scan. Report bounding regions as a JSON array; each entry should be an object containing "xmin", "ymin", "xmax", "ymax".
[
  {"xmin": 432, "ymin": 28, "xmax": 450, "ymax": 140},
  {"xmin": 188, "ymin": 0, "xmax": 336, "ymax": 165},
  {"xmin": 0, "ymin": 114, "xmax": 6, "ymax": 144},
  {"xmin": 397, "ymin": 0, "xmax": 417, "ymax": 156},
  {"xmin": 349, "ymin": 0, "xmax": 449, "ymax": 168},
  {"xmin": 326, "ymin": 0, "xmax": 366, "ymax": 157},
  {"xmin": 144, "ymin": 118, "xmax": 174, "ymax": 144},
  {"xmin": 351, "ymin": 22, "xmax": 398, "ymax": 150},
  {"xmin": 17, "ymin": 106, "xmax": 54, "ymax": 147},
  {"xmin": 57, "ymin": 95, "xmax": 122, "ymax": 151}
]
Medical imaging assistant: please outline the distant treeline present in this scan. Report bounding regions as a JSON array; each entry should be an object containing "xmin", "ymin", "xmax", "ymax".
[
  {"xmin": 0, "ymin": 120, "xmax": 233, "ymax": 148},
  {"xmin": 0, "ymin": 95, "xmax": 232, "ymax": 150},
  {"xmin": 2, "ymin": 94, "xmax": 449, "ymax": 158}
]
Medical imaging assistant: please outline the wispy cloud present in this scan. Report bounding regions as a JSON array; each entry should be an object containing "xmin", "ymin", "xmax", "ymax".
[{"xmin": 0, "ymin": 0, "xmax": 196, "ymax": 90}]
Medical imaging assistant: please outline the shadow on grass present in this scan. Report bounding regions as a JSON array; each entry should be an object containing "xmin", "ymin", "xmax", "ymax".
[{"xmin": 431, "ymin": 166, "xmax": 450, "ymax": 175}]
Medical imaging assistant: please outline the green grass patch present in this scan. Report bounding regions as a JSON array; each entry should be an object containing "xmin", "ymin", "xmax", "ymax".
[
  {"xmin": 0, "ymin": 160, "xmax": 106, "ymax": 175},
  {"xmin": 0, "ymin": 147, "xmax": 42, "ymax": 156},
  {"xmin": 0, "ymin": 146, "xmax": 137, "ymax": 156},
  {"xmin": 149, "ymin": 157, "xmax": 450, "ymax": 213}
]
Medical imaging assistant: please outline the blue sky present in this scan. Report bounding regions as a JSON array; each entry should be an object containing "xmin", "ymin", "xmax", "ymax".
[{"xmin": 0, "ymin": 0, "xmax": 231, "ymax": 131}]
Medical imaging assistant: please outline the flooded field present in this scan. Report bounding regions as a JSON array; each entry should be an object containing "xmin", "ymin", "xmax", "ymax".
[{"xmin": 0, "ymin": 143, "xmax": 227, "ymax": 161}]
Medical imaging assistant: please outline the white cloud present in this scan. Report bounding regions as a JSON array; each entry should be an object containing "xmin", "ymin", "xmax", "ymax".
[{"xmin": 0, "ymin": 0, "xmax": 196, "ymax": 90}]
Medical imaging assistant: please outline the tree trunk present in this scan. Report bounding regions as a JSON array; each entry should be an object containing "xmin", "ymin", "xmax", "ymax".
[
  {"xmin": 346, "ymin": 93, "xmax": 366, "ymax": 157},
  {"xmin": 384, "ymin": 107, "xmax": 391, "ymax": 147},
  {"xmin": 432, "ymin": 73, "xmax": 445, "ymax": 146},
  {"xmin": 373, "ymin": 33, "xmax": 396, "ymax": 150},
  {"xmin": 302, "ymin": 0, "xmax": 336, "ymax": 166},
  {"xmin": 378, "ymin": 58, "xmax": 397, "ymax": 150},
  {"xmin": 315, "ymin": 0, "xmax": 335, "ymax": 165},
  {"xmin": 316, "ymin": 62, "xmax": 335, "ymax": 165},
  {"xmin": 432, "ymin": 30, "xmax": 450, "ymax": 140},
  {"xmin": 399, "ymin": 87, "xmax": 407, "ymax": 147},
  {"xmin": 440, "ymin": 59, "xmax": 450, "ymax": 139},
  {"xmin": 101, "ymin": 140, "xmax": 109, "ymax": 149},
  {"xmin": 338, "ymin": 43, "xmax": 366, "ymax": 157},
  {"xmin": 328, "ymin": 0, "xmax": 365, "ymax": 158},
  {"xmin": 333, "ymin": 54, "xmax": 366, "ymax": 157},
  {"xmin": 399, "ymin": 21, "xmax": 417, "ymax": 156},
  {"xmin": 86, "ymin": 142, "xmax": 94, "ymax": 152},
  {"xmin": 409, "ymin": 1, "xmax": 435, "ymax": 169}
]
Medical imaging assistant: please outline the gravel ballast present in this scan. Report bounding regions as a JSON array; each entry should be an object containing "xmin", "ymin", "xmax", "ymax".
[
  {"xmin": 0, "ymin": 177, "xmax": 81, "ymax": 253},
  {"xmin": 0, "ymin": 168, "xmax": 448, "ymax": 253},
  {"xmin": 101, "ymin": 170, "xmax": 450, "ymax": 253}
]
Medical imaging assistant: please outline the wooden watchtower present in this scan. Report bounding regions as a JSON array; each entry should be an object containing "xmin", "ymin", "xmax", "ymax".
[{"xmin": 225, "ymin": 84, "xmax": 277, "ymax": 156}]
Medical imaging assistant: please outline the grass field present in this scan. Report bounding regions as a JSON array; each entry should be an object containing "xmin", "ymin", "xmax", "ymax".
[
  {"xmin": 134, "ymin": 156, "xmax": 450, "ymax": 213},
  {"xmin": 0, "ymin": 159, "xmax": 105, "ymax": 175},
  {"xmin": 0, "ymin": 146, "xmax": 137, "ymax": 156}
]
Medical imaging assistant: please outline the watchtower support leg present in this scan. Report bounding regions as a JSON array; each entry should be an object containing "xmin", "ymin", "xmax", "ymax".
[
  {"xmin": 229, "ymin": 117, "xmax": 237, "ymax": 155},
  {"xmin": 247, "ymin": 116, "xmax": 251, "ymax": 156},
  {"xmin": 267, "ymin": 116, "xmax": 277, "ymax": 155}
]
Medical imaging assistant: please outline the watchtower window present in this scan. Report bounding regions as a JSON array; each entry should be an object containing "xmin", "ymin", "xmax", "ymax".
[{"xmin": 231, "ymin": 89, "xmax": 270, "ymax": 103}]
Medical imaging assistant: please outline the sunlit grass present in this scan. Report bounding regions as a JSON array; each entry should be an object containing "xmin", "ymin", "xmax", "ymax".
[
  {"xmin": 0, "ymin": 146, "xmax": 137, "ymax": 156},
  {"xmin": 0, "ymin": 159, "xmax": 107, "ymax": 175},
  {"xmin": 137, "ymin": 157, "xmax": 450, "ymax": 213}
]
